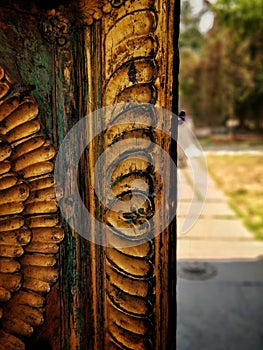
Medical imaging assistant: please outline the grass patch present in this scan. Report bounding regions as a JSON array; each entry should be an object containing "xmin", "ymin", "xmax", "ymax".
[
  {"xmin": 206, "ymin": 154, "xmax": 263, "ymax": 240},
  {"xmin": 199, "ymin": 136, "xmax": 263, "ymax": 148}
]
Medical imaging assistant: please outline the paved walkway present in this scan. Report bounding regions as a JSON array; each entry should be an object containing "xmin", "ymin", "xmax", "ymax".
[{"xmin": 177, "ymin": 165, "xmax": 263, "ymax": 350}]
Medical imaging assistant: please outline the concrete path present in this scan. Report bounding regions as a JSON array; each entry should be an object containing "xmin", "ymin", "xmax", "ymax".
[{"xmin": 177, "ymin": 165, "xmax": 263, "ymax": 350}]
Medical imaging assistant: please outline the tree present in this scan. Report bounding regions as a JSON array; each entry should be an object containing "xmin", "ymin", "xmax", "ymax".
[
  {"xmin": 179, "ymin": 0, "xmax": 204, "ymax": 51},
  {"xmin": 213, "ymin": 0, "xmax": 263, "ymax": 39},
  {"xmin": 179, "ymin": 1, "xmax": 206, "ymax": 124},
  {"xmin": 179, "ymin": 0, "xmax": 263, "ymax": 130},
  {"xmin": 212, "ymin": 0, "xmax": 263, "ymax": 129}
]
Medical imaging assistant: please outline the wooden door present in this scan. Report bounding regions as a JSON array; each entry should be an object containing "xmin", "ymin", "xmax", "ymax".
[{"xmin": 0, "ymin": 1, "xmax": 179, "ymax": 349}]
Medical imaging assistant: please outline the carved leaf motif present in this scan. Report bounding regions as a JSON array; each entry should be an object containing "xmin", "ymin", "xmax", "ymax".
[{"xmin": 0, "ymin": 66, "xmax": 63, "ymax": 349}]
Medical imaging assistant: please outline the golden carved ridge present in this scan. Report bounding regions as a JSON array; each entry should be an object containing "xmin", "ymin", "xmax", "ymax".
[
  {"xmin": 0, "ymin": 66, "xmax": 63, "ymax": 350},
  {"xmin": 101, "ymin": 0, "xmax": 159, "ymax": 347},
  {"xmin": 103, "ymin": 107, "xmax": 158, "ymax": 350}
]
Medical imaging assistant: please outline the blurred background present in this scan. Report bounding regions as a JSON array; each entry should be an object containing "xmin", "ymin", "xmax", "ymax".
[
  {"xmin": 180, "ymin": 0, "xmax": 263, "ymax": 134},
  {"xmin": 177, "ymin": 1, "xmax": 263, "ymax": 349}
]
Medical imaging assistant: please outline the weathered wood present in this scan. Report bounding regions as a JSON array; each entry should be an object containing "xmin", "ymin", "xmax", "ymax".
[{"xmin": 0, "ymin": 0, "xmax": 179, "ymax": 348}]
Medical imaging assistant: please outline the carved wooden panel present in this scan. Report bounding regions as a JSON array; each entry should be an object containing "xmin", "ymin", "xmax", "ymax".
[
  {"xmin": 0, "ymin": 0, "xmax": 178, "ymax": 348},
  {"xmin": 102, "ymin": 3, "xmax": 176, "ymax": 349},
  {"xmin": 0, "ymin": 66, "xmax": 63, "ymax": 349}
]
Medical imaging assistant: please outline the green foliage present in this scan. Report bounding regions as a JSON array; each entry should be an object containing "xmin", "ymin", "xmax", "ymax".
[
  {"xmin": 179, "ymin": 0, "xmax": 204, "ymax": 51},
  {"xmin": 179, "ymin": 0, "xmax": 263, "ymax": 129},
  {"xmin": 180, "ymin": 0, "xmax": 199, "ymax": 30},
  {"xmin": 179, "ymin": 27, "xmax": 204, "ymax": 51},
  {"xmin": 213, "ymin": 0, "xmax": 263, "ymax": 129},
  {"xmin": 214, "ymin": 0, "xmax": 263, "ymax": 38}
]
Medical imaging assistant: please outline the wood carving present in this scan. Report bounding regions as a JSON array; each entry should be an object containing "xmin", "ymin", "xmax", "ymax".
[
  {"xmin": 0, "ymin": 66, "xmax": 63, "ymax": 349},
  {"xmin": 102, "ymin": 109, "xmax": 158, "ymax": 348},
  {"xmin": 0, "ymin": 0, "xmax": 177, "ymax": 347},
  {"xmin": 41, "ymin": 0, "xmax": 122, "ymax": 37},
  {"xmin": 100, "ymin": 0, "xmax": 172, "ymax": 348}
]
